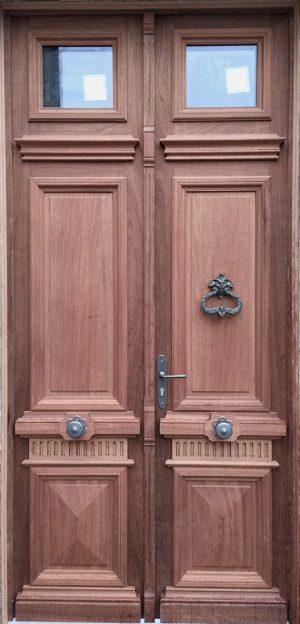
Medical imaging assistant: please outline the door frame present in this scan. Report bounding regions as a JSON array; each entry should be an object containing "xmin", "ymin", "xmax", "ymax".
[{"xmin": 0, "ymin": 1, "xmax": 299, "ymax": 623}]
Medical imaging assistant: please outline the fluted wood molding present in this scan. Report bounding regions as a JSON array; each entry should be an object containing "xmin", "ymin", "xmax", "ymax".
[
  {"xmin": 166, "ymin": 438, "xmax": 278, "ymax": 468},
  {"xmin": 23, "ymin": 437, "xmax": 134, "ymax": 466}
]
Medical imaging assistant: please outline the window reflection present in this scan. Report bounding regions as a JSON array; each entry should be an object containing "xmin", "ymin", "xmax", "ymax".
[
  {"xmin": 43, "ymin": 46, "xmax": 113, "ymax": 108},
  {"xmin": 186, "ymin": 45, "xmax": 257, "ymax": 108}
]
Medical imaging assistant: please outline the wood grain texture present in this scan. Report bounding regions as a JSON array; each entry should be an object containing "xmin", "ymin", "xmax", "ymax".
[
  {"xmin": 288, "ymin": 5, "xmax": 300, "ymax": 622},
  {"xmin": 15, "ymin": 411, "xmax": 140, "ymax": 438},
  {"xmin": 161, "ymin": 587, "xmax": 287, "ymax": 624},
  {"xmin": 29, "ymin": 465, "xmax": 129, "ymax": 586},
  {"xmin": 160, "ymin": 134, "xmax": 285, "ymax": 161},
  {"xmin": 143, "ymin": 13, "xmax": 156, "ymax": 622},
  {"xmin": 16, "ymin": 586, "xmax": 140, "ymax": 622},
  {"xmin": 155, "ymin": 11, "xmax": 292, "ymax": 622},
  {"xmin": 171, "ymin": 176, "xmax": 271, "ymax": 413},
  {"xmin": 16, "ymin": 462, "xmax": 140, "ymax": 619},
  {"xmin": 15, "ymin": 135, "xmax": 139, "ymax": 161},
  {"xmin": 2, "ymin": 0, "xmax": 298, "ymax": 10},
  {"xmin": 5, "ymin": 7, "xmax": 298, "ymax": 624},
  {"xmin": 8, "ymin": 15, "xmax": 31, "ymax": 617},
  {"xmin": 171, "ymin": 465, "xmax": 273, "ymax": 588},
  {"xmin": 0, "ymin": 10, "xmax": 8, "ymax": 624},
  {"xmin": 160, "ymin": 412, "xmax": 286, "ymax": 438},
  {"xmin": 9, "ymin": 13, "xmax": 144, "ymax": 622},
  {"xmin": 29, "ymin": 177, "xmax": 128, "ymax": 412}
]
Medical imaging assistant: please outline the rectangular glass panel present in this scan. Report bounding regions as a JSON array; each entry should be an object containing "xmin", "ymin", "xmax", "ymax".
[
  {"xmin": 42, "ymin": 46, "xmax": 113, "ymax": 108},
  {"xmin": 186, "ymin": 45, "xmax": 257, "ymax": 108}
]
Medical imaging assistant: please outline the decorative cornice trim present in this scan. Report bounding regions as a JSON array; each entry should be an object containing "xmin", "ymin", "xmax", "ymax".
[
  {"xmin": 160, "ymin": 134, "xmax": 285, "ymax": 161},
  {"xmin": 15, "ymin": 134, "xmax": 139, "ymax": 161},
  {"xmin": 160, "ymin": 412, "xmax": 286, "ymax": 439},
  {"xmin": 15, "ymin": 411, "xmax": 140, "ymax": 438}
]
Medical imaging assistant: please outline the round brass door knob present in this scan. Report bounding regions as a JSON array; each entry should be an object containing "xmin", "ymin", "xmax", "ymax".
[
  {"xmin": 212, "ymin": 416, "xmax": 233, "ymax": 440},
  {"xmin": 66, "ymin": 416, "xmax": 87, "ymax": 439}
]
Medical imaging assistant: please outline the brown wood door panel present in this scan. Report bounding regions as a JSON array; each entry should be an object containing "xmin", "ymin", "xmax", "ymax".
[
  {"xmin": 6, "ymin": 8, "xmax": 297, "ymax": 624},
  {"xmin": 29, "ymin": 176, "xmax": 129, "ymax": 412},
  {"xmin": 171, "ymin": 175, "xmax": 271, "ymax": 413},
  {"xmin": 156, "ymin": 11, "xmax": 293, "ymax": 624},
  {"xmin": 9, "ymin": 13, "xmax": 144, "ymax": 623}
]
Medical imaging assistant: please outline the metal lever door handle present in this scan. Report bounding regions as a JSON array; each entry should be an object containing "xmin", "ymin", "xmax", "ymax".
[
  {"xmin": 157, "ymin": 354, "xmax": 187, "ymax": 410},
  {"xmin": 159, "ymin": 372, "xmax": 187, "ymax": 379}
]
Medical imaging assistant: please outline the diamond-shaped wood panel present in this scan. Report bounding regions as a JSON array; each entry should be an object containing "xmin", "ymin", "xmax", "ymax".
[
  {"xmin": 30, "ymin": 465, "xmax": 127, "ymax": 586},
  {"xmin": 173, "ymin": 465, "xmax": 272, "ymax": 589},
  {"xmin": 47, "ymin": 482, "xmax": 110, "ymax": 567}
]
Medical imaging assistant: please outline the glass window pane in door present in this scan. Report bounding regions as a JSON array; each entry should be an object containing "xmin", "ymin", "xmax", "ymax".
[
  {"xmin": 186, "ymin": 45, "xmax": 257, "ymax": 108},
  {"xmin": 43, "ymin": 45, "xmax": 113, "ymax": 108}
]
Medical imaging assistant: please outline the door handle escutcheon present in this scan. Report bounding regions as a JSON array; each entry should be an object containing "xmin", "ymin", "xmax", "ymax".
[{"xmin": 157, "ymin": 354, "xmax": 186, "ymax": 410}]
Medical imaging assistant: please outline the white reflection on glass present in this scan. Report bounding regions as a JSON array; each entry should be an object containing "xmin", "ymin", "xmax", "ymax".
[
  {"xmin": 43, "ymin": 46, "xmax": 113, "ymax": 108},
  {"xmin": 186, "ymin": 45, "xmax": 257, "ymax": 108}
]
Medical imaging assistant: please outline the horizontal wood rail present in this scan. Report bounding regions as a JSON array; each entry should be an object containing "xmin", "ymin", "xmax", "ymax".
[
  {"xmin": 160, "ymin": 411, "xmax": 286, "ymax": 439},
  {"xmin": 15, "ymin": 134, "xmax": 139, "ymax": 161},
  {"xmin": 160, "ymin": 134, "xmax": 285, "ymax": 160},
  {"xmin": 15, "ymin": 411, "xmax": 140, "ymax": 438}
]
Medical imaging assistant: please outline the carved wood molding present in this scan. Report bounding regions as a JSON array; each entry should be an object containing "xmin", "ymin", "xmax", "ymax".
[
  {"xmin": 24, "ymin": 437, "xmax": 133, "ymax": 466},
  {"xmin": 15, "ymin": 411, "xmax": 140, "ymax": 438},
  {"xmin": 15, "ymin": 135, "xmax": 139, "ymax": 161},
  {"xmin": 166, "ymin": 438, "xmax": 278, "ymax": 468},
  {"xmin": 160, "ymin": 412, "xmax": 286, "ymax": 439},
  {"xmin": 3, "ymin": 1, "xmax": 297, "ymax": 10},
  {"xmin": 16, "ymin": 585, "xmax": 141, "ymax": 622},
  {"xmin": 160, "ymin": 134, "xmax": 285, "ymax": 160}
]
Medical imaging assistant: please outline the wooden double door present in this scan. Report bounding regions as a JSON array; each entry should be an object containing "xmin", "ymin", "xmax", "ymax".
[{"xmin": 8, "ymin": 8, "xmax": 297, "ymax": 624}]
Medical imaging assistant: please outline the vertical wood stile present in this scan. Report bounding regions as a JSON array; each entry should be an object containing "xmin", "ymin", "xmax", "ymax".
[
  {"xmin": 289, "ymin": 3, "xmax": 299, "ymax": 622},
  {"xmin": 143, "ymin": 12, "xmax": 155, "ymax": 623},
  {"xmin": 0, "ymin": 10, "xmax": 8, "ymax": 624}
]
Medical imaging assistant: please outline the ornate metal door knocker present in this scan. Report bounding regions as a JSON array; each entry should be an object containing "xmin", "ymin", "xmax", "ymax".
[{"xmin": 200, "ymin": 273, "xmax": 243, "ymax": 318}]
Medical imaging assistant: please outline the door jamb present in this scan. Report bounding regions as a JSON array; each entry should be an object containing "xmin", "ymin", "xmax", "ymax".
[{"xmin": 0, "ymin": 8, "xmax": 8, "ymax": 624}]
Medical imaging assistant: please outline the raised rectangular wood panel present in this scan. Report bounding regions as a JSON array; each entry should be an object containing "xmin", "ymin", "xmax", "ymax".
[
  {"xmin": 172, "ymin": 465, "xmax": 272, "ymax": 588},
  {"xmin": 171, "ymin": 177, "xmax": 270, "ymax": 413},
  {"xmin": 30, "ymin": 465, "xmax": 128, "ymax": 586},
  {"xmin": 30, "ymin": 177, "xmax": 128, "ymax": 412},
  {"xmin": 16, "ymin": 441, "xmax": 140, "ymax": 620}
]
